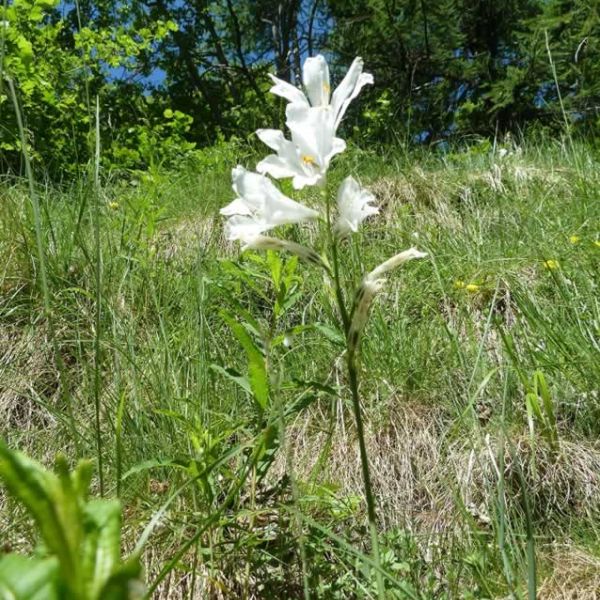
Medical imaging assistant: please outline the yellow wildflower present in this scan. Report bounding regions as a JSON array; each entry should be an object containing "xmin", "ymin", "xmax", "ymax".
[
  {"xmin": 465, "ymin": 283, "xmax": 480, "ymax": 293},
  {"xmin": 454, "ymin": 280, "xmax": 465, "ymax": 289},
  {"xmin": 569, "ymin": 235, "xmax": 581, "ymax": 244},
  {"xmin": 543, "ymin": 259, "xmax": 559, "ymax": 270},
  {"xmin": 594, "ymin": 240, "xmax": 600, "ymax": 248},
  {"xmin": 108, "ymin": 201, "xmax": 120, "ymax": 210}
]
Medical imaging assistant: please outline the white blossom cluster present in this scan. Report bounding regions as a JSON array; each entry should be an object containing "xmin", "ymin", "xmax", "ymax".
[{"xmin": 220, "ymin": 54, "xmax": 377, "ymax": 245}]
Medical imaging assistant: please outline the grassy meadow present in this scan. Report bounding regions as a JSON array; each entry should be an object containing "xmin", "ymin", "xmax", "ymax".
[{"xmin": 1, "ymin": 137, "xmax": 600, "ymax": 598}]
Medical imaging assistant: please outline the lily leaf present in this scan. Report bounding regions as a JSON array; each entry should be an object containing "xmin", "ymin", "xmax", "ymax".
[
  {"xmin": 0, "ymin": 555, "xmax": 60, "ymax": 600},
  {"xmin": 220, "ymin": 311, "xmax": 269, "ymax": 411}
]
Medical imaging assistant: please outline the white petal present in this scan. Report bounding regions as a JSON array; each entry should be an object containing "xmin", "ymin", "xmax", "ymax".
[
  {"xmin": 255, "ymin": 128, "xmax": 287, "ymax": 152},
  {"xmin": 302, "ymin": 55, "xmax": 330, "ymax": 106},
  {"xmin": 337, "ymin": 175, "xmax": 360, "ymax": 214},
  {"xmin": 285, "ymin": 104, "xmax": 318, "ymax": 154},
  {"xmin": 256, "ymin": 129, "xmax": 302, "ymax": 179},
  {"xmin": 231, "ymin": 166, "xmax": 270, "ymax": 211},
  {"xmin": 223, "ymin": 165, "xmax": 319, "ymax": 239},
  {"xmin": 331, "ymin": 57, "xmax": 373, "ymax": 129},
  {"xmin": 335, "ymin": 176, "xmax": 379, "ymax": 235},
  {"xmin": 264, "ymin": 191, "xmax": 319, "ymax": 225},
  {"xmin": 225, "ymin": 215, "xmax": 268, "ymax": 241},
  {"xmin": 328, "ymin": 136, "xmax": 347, "ymax": 162},
  {"xmin": 286, "ymin": 104, "xmax": 338, "ymax": 171},
  {"xmin": 220, "ymin": 197, "xmax": 252, "ymax": 216},
  {"xmin": 268, "ymin": 74, "xmax": 309, "ymax": 106},
  {"xmin": 292, "ymin": 172, "xmax": 321, "ymax": 190},
  {"xmin": 256, "ymin": 154, "xmax": 299, "ymax": 180}
]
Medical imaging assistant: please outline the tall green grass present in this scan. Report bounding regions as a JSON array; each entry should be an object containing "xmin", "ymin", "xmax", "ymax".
[{"xmin": 1, "ymin": 135, "xmax": 599, "ymax": 597}]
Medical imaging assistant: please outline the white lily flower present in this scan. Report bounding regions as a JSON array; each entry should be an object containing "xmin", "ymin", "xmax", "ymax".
[
  {"xmin": 303, "ymin": 54, "xmax": 331, "ymax": 107},
  {"xmin": 268, "ymin": 55, "xmax": 373, "ymax": 131},
  {"xmin": 256, "ymin": 104, "xmax": 346, "ymax": 189},
  {"xmin": 221, "ymin": 166, "xmax": 318, "ymax": 241},
  {"xmin": 335, "ymin": 176, "xmax": 379, "ymax": 236}
]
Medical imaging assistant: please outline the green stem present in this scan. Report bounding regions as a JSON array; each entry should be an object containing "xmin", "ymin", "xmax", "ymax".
[
  {"xmin": 322, "ymin": 187, "xmax": 350, "ymax": 332},
  {"xmin": 331, "ymin": 239, "xmax": 350, "ymax": 332},
  {"xmin": 93, "ymin": 96, "xmax": 104, "ymax": 496},
  {"xmin": 347, "ymin": 347, "xmax": 385, "ymax": 599}
]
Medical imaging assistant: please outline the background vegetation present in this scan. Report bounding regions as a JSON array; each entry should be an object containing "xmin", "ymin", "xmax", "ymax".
[
  {"xmin": 1, "ymin": 0, "xmax": 600, "ymax": 175},
  {"xmin": 1, "ymin": 1, "xmax": 600, "ymax": 599}
]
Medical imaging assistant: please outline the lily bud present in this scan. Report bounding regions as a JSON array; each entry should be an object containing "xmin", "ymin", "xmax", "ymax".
[
  {"xmin": 240, "ymin": 234, "xmax": 329, "ymax": 271},
  {"xmin": 348, "ymin": 248, "xmax": 427, "ymax": 352}
]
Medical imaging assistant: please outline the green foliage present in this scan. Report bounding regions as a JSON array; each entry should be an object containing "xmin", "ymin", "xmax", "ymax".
[
  {"xmin": 327, "ymin": 0, "xmax": 600, "ymax": 140},
  {"xmin": 0, "ymin": 441, "xmax": 142, "ymax": 599},
  {"xmin": 3, "ymin": 0, "xmax": 600, "ymax": 175},
  {"xmin": 0, "ymin": 1, "xmax": 182, "ymax": 175},
  {"xmin": 525, "ymin": 371, "xmax": 559, "ymax": 453}
]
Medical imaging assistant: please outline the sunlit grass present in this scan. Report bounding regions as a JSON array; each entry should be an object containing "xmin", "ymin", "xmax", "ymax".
[{"xmin": 1, "ymin": 137, "xmax": 599, "ymax": 597}]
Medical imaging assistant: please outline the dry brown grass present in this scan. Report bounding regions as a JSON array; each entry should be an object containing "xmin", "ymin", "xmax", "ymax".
[
  {"xmin": 273, "ymin": 401, "xmax": 600, "ymax": 538},
  {"xmin": 451, "ymin": 433, "xmax": 600, "ymax": 523},
  {"xmin": 0, "ymin": 324, "xmax": 58, "ymax": 437},
  {"xmin": 538, "ymin": 544, "xmax": 600, "ymax": 599}
]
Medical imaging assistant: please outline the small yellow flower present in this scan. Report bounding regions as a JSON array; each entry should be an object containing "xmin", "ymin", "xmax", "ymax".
[
  {"xmin": 108, "ymin": 201, "xmax": 120, "ymax": 210},
  {"xmin": 594, "ymin": 240, "xmax": 600, "ymax": 248},
  {"xmin": 454, "ymin": 280, "xmax": 465, "ymax": 289},
  {"xmin": 465, "ymin": 283, "xmax": 480, "ymax": 293},
  {"xmin": 543, "ymin": 259, "xmax": 559, "ymax": 270},
  {"xmin": 569, "ymin": 235, "xmax": 581, "ymax": 244}
]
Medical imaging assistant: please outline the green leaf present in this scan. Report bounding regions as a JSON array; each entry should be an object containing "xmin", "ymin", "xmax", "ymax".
[
  {"xmin": 0, "ymin": 555, "xmax": 60, "ymax": 600},
  {"xmin": 314, "ymin": 323, "xmax": 345, "ymax": 346},
  {"xmin": 220, "ymin": 311, "xmax": 269, "ymax": 411},
  {"xmin": 210, "ymin": 364, "xmax": 252, "ymax": 395},
  {"xmin": 81, "ymin": 499, "xmax": 122, "ymax": 599},
  {"xmin": 0, "ymin": 441, "xmax": 76, "ymax": 575},
  {"xmin": 121, "ymin": 457, "xmax": 186, "ymax": 480},
  {"xmin": 15, "ymin": 35, "xmax": 33, "ymax": 64}
]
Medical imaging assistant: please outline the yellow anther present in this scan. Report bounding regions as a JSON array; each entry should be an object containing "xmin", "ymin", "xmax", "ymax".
[{"xmin": 302, "ymin": 155, "xmax": 317, "ymax": 166}]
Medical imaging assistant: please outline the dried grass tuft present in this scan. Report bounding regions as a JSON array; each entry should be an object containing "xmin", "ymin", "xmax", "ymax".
[
  {"xmin": 451, "ymin": 433, "xmax": 600, "ymax": 523},
  {"xmin": 277, "ymin": 403, "xmax": 600, "ymax": 537},
  {"xmin": 0, "ymin": 325, "xmax": 58, "ymax": 435},
  {"xmin": 538, "ymin": 544, "xmax": 600, "ymax": 599}
]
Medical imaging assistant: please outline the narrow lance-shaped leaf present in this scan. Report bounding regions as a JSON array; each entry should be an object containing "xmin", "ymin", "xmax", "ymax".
[{"xmin": 220, "ymin": 311, "xmax": 269, "ymax": 411}]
